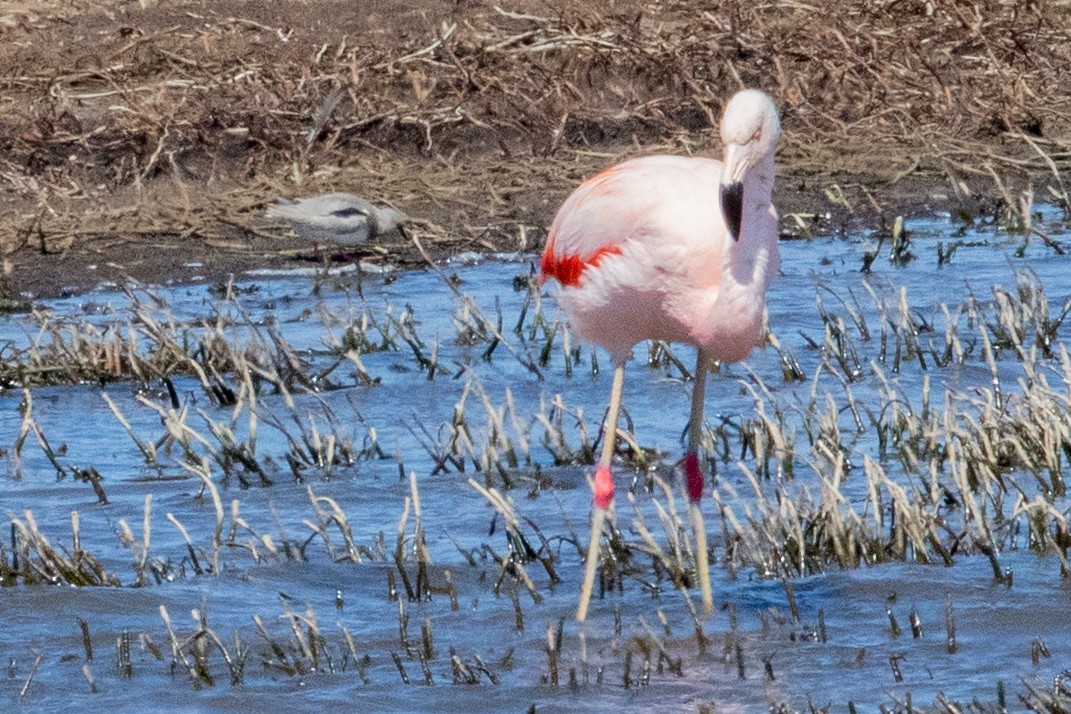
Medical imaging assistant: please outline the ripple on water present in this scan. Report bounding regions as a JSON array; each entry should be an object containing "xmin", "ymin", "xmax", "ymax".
[{"xmin": 1, "ymin": 212, "xmax": 1071, "ymax": 711}]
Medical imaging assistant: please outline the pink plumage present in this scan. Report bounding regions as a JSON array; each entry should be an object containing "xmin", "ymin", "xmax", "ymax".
[{"xmin": 540, "ymin": 88, "xmax": 782, "ymax": 621}]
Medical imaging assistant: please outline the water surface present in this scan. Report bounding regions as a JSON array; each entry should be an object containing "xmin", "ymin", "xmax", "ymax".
[{"xmin": 2, "ymin": 207, "xmax": 1070, "ymax": 712}]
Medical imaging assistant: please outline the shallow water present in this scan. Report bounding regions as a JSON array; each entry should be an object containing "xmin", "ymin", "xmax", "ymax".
[{"xmin": 2, "ymin": 207, "xmax": 1071, "ymax": 712}]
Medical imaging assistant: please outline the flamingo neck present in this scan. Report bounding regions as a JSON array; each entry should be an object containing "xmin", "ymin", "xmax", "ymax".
[{"xmin": 744, "ymin": 153, "xmax": 776, "ymax": 204}]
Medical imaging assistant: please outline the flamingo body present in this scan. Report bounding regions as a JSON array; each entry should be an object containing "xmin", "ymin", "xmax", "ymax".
[
  {"xmin": 540, "ymin": 88, "xmax": 781, "ymax": 621},
  {"xmin": 542, "ymin": 154, "xmax": 779, "ymax": 365}
]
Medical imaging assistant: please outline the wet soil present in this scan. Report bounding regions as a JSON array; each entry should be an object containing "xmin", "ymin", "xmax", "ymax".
[{"xmin": 0, "ymin": 0, "xmax": 1068, "ymax": 297}]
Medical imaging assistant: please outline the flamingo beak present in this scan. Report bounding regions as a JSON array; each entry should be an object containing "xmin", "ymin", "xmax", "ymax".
[
  {"xmin": 720, "ymin": 143, "xmax": 749, "ymax": 241},
  {"xmin": 720, "ymin": 181, "xmax": 743, "ymax": 241}
]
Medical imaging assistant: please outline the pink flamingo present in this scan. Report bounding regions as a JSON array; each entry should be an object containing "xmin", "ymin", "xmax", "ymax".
[{"xmin": 541, "ymin": 89, "xmax": 781, "ymax": 621}]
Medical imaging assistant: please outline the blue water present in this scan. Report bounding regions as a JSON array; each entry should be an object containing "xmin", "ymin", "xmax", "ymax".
[{"xmin": 1, "ymin": 205, "xmax": 1070, "ymax": 712}]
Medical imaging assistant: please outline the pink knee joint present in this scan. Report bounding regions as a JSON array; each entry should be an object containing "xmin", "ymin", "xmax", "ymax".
[
  {"xmin": 685, "ymin": 452, "xmax": 704, "ymax": 503},
  {"xmin": 593, "ymin": 464, "xmax": 614, "ymax": 510}
]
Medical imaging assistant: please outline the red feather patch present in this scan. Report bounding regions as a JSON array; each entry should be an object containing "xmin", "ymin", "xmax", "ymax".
[{"xmin": 540, "ymin": 244, "xmax": 622, "ymax": 287}]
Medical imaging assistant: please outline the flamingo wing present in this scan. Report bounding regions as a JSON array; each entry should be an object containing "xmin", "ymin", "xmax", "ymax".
[{"xmin": 541, "ymin": 156, "xmax": 725, "ymax": 288}]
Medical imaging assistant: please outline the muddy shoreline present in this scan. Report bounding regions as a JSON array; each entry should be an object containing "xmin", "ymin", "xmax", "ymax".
[
  {"xmin": 0, "ymin": 0, "xmax": 1068, "ymax": 298},
  {"xmin": 2, "ymin": 171, "xmax": 982, "ymax": 301}
]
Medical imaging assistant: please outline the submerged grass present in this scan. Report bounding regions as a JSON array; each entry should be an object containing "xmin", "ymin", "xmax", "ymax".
[
  {"xmin": 2, "ymin": 218, "xmax": 1071, "ymax": 709},
  {"xmin": 4, "ymin": 2, "xmax": 1071, "ymax": 709},
  {"xmin": 4, "ymin": 241, "xmax": 1071, "ymax": 590}
]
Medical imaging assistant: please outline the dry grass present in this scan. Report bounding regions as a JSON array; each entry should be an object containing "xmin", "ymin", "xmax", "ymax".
[
  {"xmin": 3, "ymin": 8, "xmax": 1071, "ymax": 696},
  {"xmin": 3, "ymin": 258, "xmax": 1071, "ymax": 592},
  {"xmin": 0, "ymin": 0, "xmax": 1069, "ymax": 293},
  {"xmin": 2, "ymin": 260, "xmax": 1071, "ymax": 709}
]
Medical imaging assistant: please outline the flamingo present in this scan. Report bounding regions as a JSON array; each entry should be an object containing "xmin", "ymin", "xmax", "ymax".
[{"xmin": 540, "ymin": 89, "xmax": 781, "ymax": 621}]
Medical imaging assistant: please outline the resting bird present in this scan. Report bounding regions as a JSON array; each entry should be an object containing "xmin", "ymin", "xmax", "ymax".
[
  {"xmin": 267, "ymin": 192, "xmax": 405, "ymax": 246},
  {"xmin": 540, "ymin": 88, "xmax": 781, "ymax": 621}
]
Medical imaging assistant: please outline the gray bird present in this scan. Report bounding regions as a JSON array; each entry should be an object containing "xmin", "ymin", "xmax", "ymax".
[{"xmin": 266, "ymin": 192, "xmax": 406, "ymax": 246}]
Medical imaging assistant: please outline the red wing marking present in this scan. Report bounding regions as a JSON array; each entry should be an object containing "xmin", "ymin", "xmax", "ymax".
[{"xmin": 540, "ymin": 243, "xmax": 622, "ymax": 286}]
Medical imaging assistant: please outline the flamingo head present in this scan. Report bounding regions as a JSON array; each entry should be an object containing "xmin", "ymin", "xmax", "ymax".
[{"xmin": 718, "ymin": 89, "xmax": 781, "ymax": 240}]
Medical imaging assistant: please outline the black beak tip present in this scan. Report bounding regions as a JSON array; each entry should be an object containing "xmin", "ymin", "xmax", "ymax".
[{"xmin": 721, "ymin": 181, "xmax": 744, "ymax": 241}]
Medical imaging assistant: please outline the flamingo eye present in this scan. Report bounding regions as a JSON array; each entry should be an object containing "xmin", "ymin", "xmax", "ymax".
[{"xmin": 751, "ymin": 127, "xmax": 762, "ymax": 142}]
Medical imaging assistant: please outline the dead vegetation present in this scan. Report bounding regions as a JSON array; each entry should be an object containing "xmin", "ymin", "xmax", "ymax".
[
  {"xmin": 3, "ymin": 2, "xmax": 1071, "ymax": 708},
  {"xmin": 2, "ymin": 235, "xmax": 1071, "ymax": 708},
  {"xmin": 0, "ymin": 0, "xmax": 1070, "ymax": 294},
  {"xmin": 4, "ymin": 251, "xmax": 1071, "ymax": 593}
]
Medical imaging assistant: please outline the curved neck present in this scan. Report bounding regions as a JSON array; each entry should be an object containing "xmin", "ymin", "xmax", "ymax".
[{"xmin": 745, "ymin": 153, "xmax": 776, "ymax": 205}]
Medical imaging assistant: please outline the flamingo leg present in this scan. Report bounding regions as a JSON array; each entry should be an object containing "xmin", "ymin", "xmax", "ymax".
[
  {"xmin": 576, "ymin": 363, "xmax": 626, "ymax": 622},
  {"xmin": 686, "ymin": 349, "xmax": 714, "ymax": 614}
]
